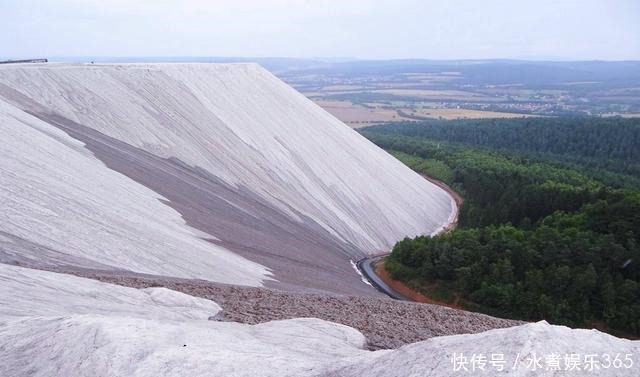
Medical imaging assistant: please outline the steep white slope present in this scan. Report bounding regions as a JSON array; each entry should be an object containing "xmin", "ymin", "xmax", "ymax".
[
  {"xmin": 0, "ymin": 63, "xmax": 453, "ymax": 253},
  {"xmin": 0, "ymin": 98, "xmax": 270, "ymax": 285},
  {"xmin": 0, "ymin": 265, "xmax": 367, "ymax": 377},
  {"xmin": 0, "ymin": 265, "xmax": 637, "ymax": 377}
]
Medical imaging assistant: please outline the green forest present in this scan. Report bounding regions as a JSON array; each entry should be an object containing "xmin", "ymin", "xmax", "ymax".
[
  {"xmin": 360, "ymin": 117, "xmax": 640, "ymax": 336},
  {"xmin": 365, "ymin": 117, "xmax": 640, "ymax": 188}
]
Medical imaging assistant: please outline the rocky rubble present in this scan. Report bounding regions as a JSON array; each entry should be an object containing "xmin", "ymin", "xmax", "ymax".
[{"xmin": 77, "ymin": 270, "xmax": 521, "ymax": 350}]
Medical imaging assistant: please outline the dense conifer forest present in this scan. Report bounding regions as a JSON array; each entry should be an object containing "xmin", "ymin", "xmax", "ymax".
[{"xmin": 361, "ymin": 117, "xmax": 640, "ymax": 336}]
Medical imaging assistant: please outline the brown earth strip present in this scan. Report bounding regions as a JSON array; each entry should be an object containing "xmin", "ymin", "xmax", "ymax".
[
  {"xmin": 373, "ymin": 261, "xmax": 462, "ymax": 310},
  {"xmin": 369, "ymin": 175, "xmax": 464, "ymax": 306}
]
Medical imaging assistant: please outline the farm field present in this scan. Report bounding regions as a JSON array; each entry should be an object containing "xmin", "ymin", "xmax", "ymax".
[
  {"xmin": 313, "ymin": 99, "xmax": 533, "ymax": 126},
  {"xmin": 406, "ymin": 107, "xmax": 535, "ymax": 120},
  {"xmin": 313, "ymin": 100, "xmax": 409, "ymax": 126},
  {"xmin": 277, "ymin": 60, "xmax": 640, "ymax": 124}
]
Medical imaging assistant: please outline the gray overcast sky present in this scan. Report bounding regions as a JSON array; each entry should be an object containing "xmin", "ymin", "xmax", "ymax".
[{"xmin": 2, "ymin": 0, "xmax": 639, "ymax": 60}]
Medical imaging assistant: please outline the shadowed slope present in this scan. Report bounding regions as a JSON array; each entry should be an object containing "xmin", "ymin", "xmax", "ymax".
[
  {"xmin": 0, "ymin": 98, "xmax": 270, "ymax": 286},
  {"xmin": 0, "ymin": 63, "xmax": 453, "ymax": 294}
]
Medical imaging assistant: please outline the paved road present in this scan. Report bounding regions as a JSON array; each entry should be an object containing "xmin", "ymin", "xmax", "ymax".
[
  {"xmin": 357, "ymin": 175, "xmax": 461, "ymax": 301},
  {"xmin": 356, "ymin": 256, "xmax": 410, "ymax": 301}
]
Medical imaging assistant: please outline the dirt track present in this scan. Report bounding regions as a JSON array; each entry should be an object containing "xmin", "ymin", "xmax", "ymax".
[
  {"xmin": 373, "ymin": 261, "xmax": 463, "ymax": 310},
  {"xmin": 421, "ymin": 174, "xmax": 463, "ymax": 228}
]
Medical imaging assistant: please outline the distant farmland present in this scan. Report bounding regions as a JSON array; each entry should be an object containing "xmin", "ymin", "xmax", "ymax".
[
  {"xmin": 314, "ymin": 99, "xmax": 532, "ymax": 127},
  {"xmin": 278, "ymin": 59, "xmax": 640, "ymax": 123}
]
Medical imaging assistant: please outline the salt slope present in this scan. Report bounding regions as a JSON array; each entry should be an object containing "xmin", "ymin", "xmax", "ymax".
[
  {"xmin": 0, "ymin": 264, "xmax": 369, "ymax": 377},
  {"xmin": 0, "ymin": 63, "xmax": 453, "ymax": 254},
  {"xmin": 1, "ymin": 265, "xmax": 638, "ymax": 377},
  {"xmin": 333, "ymin": 322, "xmax": 640, "ymax": 376},
  {"xmin": 0, "ymin": 264, "xmax": 222, "ymax": 320},
  {"xmin": 0, "ymin": 98, "xmax": 270, "ymax": 285}
]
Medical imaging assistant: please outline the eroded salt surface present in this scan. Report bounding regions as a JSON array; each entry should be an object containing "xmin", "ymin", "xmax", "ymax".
[
  {"xmin": 1, "ymin": 265, "xmax": 637, "ymax": 377},
  {"xmin": 0, "ymin": 63, "xmax": 453, "ymax": 254},
  {"xmin": 0, "ymin": 98, "xmax": 270, "ymax": 285}
]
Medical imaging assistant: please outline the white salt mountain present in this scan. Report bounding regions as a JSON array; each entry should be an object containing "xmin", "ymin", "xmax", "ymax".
[
  {"xmin": 2, "ymin": 63, "xmax": 635, "ymax": 376},
  {"xmin": 0, "ymin": 97, "xmax": 268, "ymax": 286},
  {"xmin": 0, "ymin": 265, "xmax": 637, "ymax": 377},
  {"xmin": 0, "ymin": 63, "xmax": 454, "ymax": 294}
]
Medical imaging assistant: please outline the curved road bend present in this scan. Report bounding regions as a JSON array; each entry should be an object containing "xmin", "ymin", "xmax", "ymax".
[
  {"xmin": 357, "ymin": 176, "xmax": 461, "ymax": 301},
  {"xmin": 356, "ymin": 256, "xmax": 411, "ymax": 300}
]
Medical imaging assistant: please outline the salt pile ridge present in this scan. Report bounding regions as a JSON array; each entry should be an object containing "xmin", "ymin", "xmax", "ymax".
[{"xmin": 0, "ymin": 63, "xmax": 453, "ymax": 292}]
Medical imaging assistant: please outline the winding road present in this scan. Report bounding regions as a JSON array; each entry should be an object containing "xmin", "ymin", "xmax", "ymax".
[
  {"xmin": 356, "ymin": 256, "xmax": 411, "ymax": 300},
  {"xmin": 357, "ymin": 175, "xmax": 462, "ymax": 301}
]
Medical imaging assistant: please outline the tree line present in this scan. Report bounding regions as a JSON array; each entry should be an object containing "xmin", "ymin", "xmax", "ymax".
[
  {"xmin": 364, "ymin": 117, "xmax": 640, "ymax": 183},
  {"xmin": 361, "ymin": 117, "xmax": 640, "ymax": 336}
]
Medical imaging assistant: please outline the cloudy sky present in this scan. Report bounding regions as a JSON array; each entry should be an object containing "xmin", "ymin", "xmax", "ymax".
[{"xmin": 2, "ymin": 0, "xmax": 639, "ymax": 60}]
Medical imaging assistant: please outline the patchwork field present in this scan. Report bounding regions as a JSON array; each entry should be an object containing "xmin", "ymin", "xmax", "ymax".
[
  {"xmin": 313, "ymin": 100, "xmax": 532, "ymax": 126},
  {"xmin": 278, "ymin": 60, "xmax": 640, "ymax": 124},
  {"xmin": 313, "ymin": 100, "xmax": 409, "ymax": 126},
  {"xmin": 406, "ymin": 107, "xmax": 534, "ymax": 120}
]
